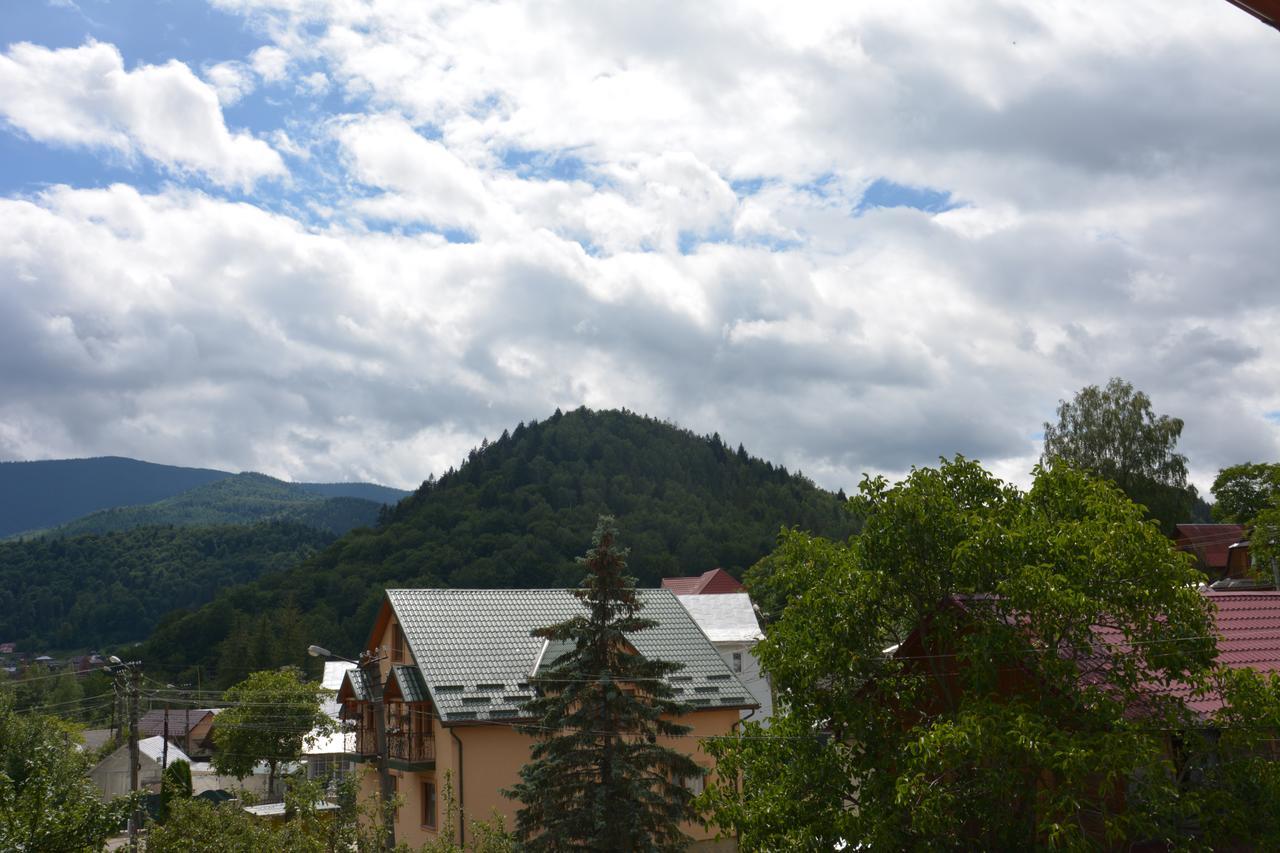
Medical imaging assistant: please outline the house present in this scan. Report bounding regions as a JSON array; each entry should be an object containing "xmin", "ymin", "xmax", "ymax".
[
  {"xmin": 1174, "ymin": 524, "xmax": 1247, "ymax": 579},
  {"xmin": 337, "ymin": 588, "xmax": 756, "ymax": 850},
  {"xmin": 137, "ymin": 707, "xmax": 219, "ymax": 759},
  {"xmin": 92, "ymin": 736, "xmax": 192, "ymax": 799},
  {"xmin": 661, "ymin": 568, "xmax": 745, "ymax": 595},
  {"xmin": 676, "ymin": 592, "xmax": 773, "ymax": 724},
  {"xmin": 303, "ymin": 660, "xmax": 357, "ymax": 785}
]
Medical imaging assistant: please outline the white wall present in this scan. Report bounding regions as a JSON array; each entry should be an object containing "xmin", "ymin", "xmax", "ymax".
[{"xmin": 712, "ymin": 640, "xmax": 772, "ymax": 725}]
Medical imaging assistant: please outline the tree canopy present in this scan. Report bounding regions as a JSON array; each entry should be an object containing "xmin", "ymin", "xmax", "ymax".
[
  {"xmin": 211, "ymin": 667, "xmax": 333, "ymax": 797},
  {"xmin": 0, "ymin": 520, "xmax": 334, "ymax": 650},
  {"xmin": 1042, "ymin": 377, "xmax": 1198, "ymax": 532},
  {"xmin": 703, "ymin": 458, "xmax": 1278, "ymax": 850},
  {"xmin": 507, "ymin": 517, "xmax": 701, "ymax": 851},
  {"xmin": 1211, "ymin": 462, "xmax": 1280, "ymax": 524},
  {"xmin": 0, "ymin": 696, "xmax": 133, "ymax": 851}
]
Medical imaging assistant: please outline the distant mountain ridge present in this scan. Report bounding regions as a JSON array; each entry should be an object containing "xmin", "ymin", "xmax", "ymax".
[
  {"xmin": 29, "ymin": 472, "xmax": 399, "ymax": 538},
  {"xmin": 0, "ymin": 457, "xmax": 231, "ymax": 538},
  {"xmin": 0, "ymin": 457, "xmax": 411, "ymax": 538}
]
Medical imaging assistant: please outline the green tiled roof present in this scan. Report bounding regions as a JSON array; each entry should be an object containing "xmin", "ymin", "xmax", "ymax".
[
  {"xmin": 386, "ymin": 588, "xmax": 758, "ymax": 724},
  {"xmin": 389, "ymin": 663, "xmax": 431, "ymax": 703},
  {"xmin": 341, "ymin": 667, "xmax": 371, "ymax": 702}
]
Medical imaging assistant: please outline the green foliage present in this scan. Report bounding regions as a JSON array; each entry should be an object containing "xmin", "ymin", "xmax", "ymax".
[
  {"xmin": 148, "ymin": 408, "xmax": 856, "ymax": 682},
  {"xmin": 1042, "ymin": 377, "xmax": 1196, "ymax": 533},
  {"xmin": 211, "ymin": 668, "xmax": 334, "ymax": 796},
  {"xmin": 1210, "ymin": 462, "xmax": 1280, "ymax": 524},
  {"xmin": 43, "ymin": 472, "xmax": 384, "ymax": 538},
  {"xmin": 0, "ymin": 696, "xmax": 134, "ymax": 851},
  {"xmin": 507, "ymin": 517, "xmax": 702, "ymax": 852},
  {"xmin": 0, "ymin": 520, "xmax": 334, "ymax": 650},
  {"xmin": 160, "ymin": 759, "xmax": 193, "ymax": 822},
  {"xmin": 704, "ymin": 458, "xmax": 1238, "ymax": 850}
]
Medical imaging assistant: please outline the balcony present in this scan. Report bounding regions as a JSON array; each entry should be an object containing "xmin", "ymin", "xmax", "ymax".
[
  {"xmin": 351, "ymin": 725, "xmax": 435, "ymax": 768},
  {"xmin": 387, "ymin": 729, "xmax": 436, "ymax": 764}
]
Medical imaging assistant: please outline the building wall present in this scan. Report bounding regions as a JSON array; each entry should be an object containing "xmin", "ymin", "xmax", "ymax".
[
  {"xmin": 712, "ymin": 640, "xmax": 772, "ymax": 724},
  {"xmin": 90, "ymin": 748, "xmax": 162, "ymax": 800}
]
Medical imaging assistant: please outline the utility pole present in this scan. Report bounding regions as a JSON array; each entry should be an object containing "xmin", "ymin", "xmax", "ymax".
[
  {"xmin": 362, "ymin": 649, "xmax": 396, "ymax": 851},
  {"xmin": 127, "ymin": 664, "xmax": 142, "ymax": 852},
  {"xmin": 310, "ymin": 643, "xmax": 394, "ymax": 850}
]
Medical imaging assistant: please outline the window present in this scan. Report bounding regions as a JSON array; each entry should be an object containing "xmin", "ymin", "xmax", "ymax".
[
  {"xmin": 731, "ymin": 652, "xmax": 743, "ymax": 673},
  {"xmin": 391, "ymin": 623, "xmax": 405, "ymax": 662},
  {"xmin": 422, "ymin": 781, "xmax": 437, "ymax": 829},
  {"xmin": 681, "ymin": 771, "xmax": 707, "ymax": 795}
]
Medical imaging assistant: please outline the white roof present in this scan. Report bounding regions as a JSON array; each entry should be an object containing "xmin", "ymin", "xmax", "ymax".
[
  {"xmin": 244, "ymin": 800, "xmax": 340, "ymax": 817},
  {"xmin": 138, "ymin": 736, "xmax": 191, "ymax": 768},
  {"xmin": 676, "ymin": 593, "xmax": 765, "ymax": 643},
  {"xmin": 321, "ymin": 661, "xmax": 356, "ymax": 691},
  {"xmin": 320, "ymin": 661, "xmax": 356, "ymax": 718},
  {"xmin": 303, "ymin": 726, "xmax": 351, "ymax": 756}
]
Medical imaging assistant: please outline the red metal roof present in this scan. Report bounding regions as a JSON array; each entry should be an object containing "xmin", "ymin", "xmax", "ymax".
[
  {"xmin": 660, "ymin": 568, "xmax": 744, "ymax": 595},
  {"xmin": 1174, "ymin": 523, "xmax": 1246, "ymax": 570}
]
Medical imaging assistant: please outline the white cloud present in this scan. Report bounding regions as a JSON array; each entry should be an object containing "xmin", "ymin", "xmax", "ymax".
[
  {"xmin": 0, "ymin": 41, "xmax": 285, "ymax": 188},
  {"xmin": 3, "ymin": 1, "xmax": 1280, "ymax": 494},
  {"xmin": 204, "ymin": 60, "xmax": 255, "ymax": 106},
  {"xmin": 249, "ymin": 45, "xmax": 291, "ymax": 83}
]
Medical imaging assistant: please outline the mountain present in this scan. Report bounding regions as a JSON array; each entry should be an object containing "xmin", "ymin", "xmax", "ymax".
[
  {"xmin": 142, "ymin": 407, "xmax": 860, "ymax": 686},
  {"xmin": 297, "ymin": 482, "xmax": 411, "ymax": 504},
  {"xmin": 38, "ymin": 472, "xmax": 389, "ymax": 538},
  {"xmin": 0, "ymin": 521, "xmax": 335, "ymax": 650},
  {"xmin": 0, "ymin": 457, "xmax": 232, "ymax": 538},
  {"xmin": 0, "ymin": 457, "xmax": 413, "ymax": 539}
]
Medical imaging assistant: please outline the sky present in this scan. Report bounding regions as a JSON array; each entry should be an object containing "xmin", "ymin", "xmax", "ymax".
[{"xmin": 1, "ymin": 0, "xmax": 1278, "ymax": 494}]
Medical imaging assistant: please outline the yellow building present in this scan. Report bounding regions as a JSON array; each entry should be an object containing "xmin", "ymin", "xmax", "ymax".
[{"xmin": 337, "ymin": 588, "xmax": 755, "ymax": 850}]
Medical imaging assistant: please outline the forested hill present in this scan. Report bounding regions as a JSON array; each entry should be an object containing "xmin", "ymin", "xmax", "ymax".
[
  {"xmin": 0, "ymin": 521, "xmax": 335, "ymax": 650},
  {"xmin": 0, "ymin": 457, "xmax": 232, "ymax": 538},
  {"xmin": 28, "ymin": 472, "xmax": 396, "ymax": 538},
  {"xmin": 144, "ymin": 407, "xmax": 859, "ymax": 686}
]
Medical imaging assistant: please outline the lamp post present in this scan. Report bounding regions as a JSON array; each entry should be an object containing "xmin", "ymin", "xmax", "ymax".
[
  {"xmin": 104, "ymin": 655, "xmax": 143, "ymax": 852},
  {"xmin": 309, "ymin": 644, "xmax": 395, "ymax": 850}
]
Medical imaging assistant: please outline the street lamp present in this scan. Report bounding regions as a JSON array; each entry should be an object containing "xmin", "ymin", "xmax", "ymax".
[{"xmin": 310, "ymin": 643, "xmax": 395, "ymax": 850}]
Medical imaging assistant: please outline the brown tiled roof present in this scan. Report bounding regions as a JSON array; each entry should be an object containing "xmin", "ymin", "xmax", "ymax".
[
  {"xmin": 660, "ymin": 568, "xmax": 744, "ymax": 595},
  {"xmin": 1174, "ymin": 524, "xmax": 1246, "ymax": 570},
  {"xmin": 138, "ymin": 708, "xmax": 216, "ymax": 737}
]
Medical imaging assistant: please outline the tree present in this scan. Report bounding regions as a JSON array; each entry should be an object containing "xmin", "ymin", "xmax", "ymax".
[
  {"xmin": 506, "ymin": 517, "xmax": 701, "ymax": 851},
  {"xmin": 1042, "ymin": 377, "xmax": 1194, "ymax": 532},
  {"xmin": 702, "ymin": 458, "xmax": 1271, "ymax": 850},
  {"xmin": 0, "ymin": 696, "xmax": 133, "ymax": 851},
  {"xmin": 1211, "ymin": 462, "xmax": 1280, "ymax": 524},
  {"xmin": 211, "ymin": 668, "xmax": 333, "ymax": 797}
]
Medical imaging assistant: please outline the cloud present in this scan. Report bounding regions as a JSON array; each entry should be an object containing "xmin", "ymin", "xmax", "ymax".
[
  {"xmin": 204, "ymin": 60, "xmax": 256, "ymax": 106},
  {"xmin": 2, "ymin": 1, "xmax": 1279, "ymax": 495},
  {"xmin": 249, "ymin": 45, "xmax": 291, "ymax": 83},
  {"xmin": 0, "ymin": 41, "xmax": 285, "ymax": 188}
]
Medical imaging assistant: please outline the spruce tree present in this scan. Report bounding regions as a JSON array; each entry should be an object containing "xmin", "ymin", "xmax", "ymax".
[{"xmin": 507, "ymin": 516, "xmax": 701, "ymax": 852}]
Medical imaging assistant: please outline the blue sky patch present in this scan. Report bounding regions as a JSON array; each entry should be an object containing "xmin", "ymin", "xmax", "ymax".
[{"xmin": 857, "ymin": 178, "xmax": 959, "ymax": 215}]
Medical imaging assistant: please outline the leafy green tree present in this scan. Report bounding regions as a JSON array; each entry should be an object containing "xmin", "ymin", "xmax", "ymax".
[
  {"xmin": 212, "ymin": 668, "xmax": 333, "ymax": 797},
  {"xmin": 160, "ymin": 759, "xmax": 193, "ymax": 822},
  {"xmin": 1042, "ymin": 377, "xmax": 1195, "ymax": 532},
  {"xmin": 0, "ymin": 696, "xmax": 133, "ymax": 851},
  {"xmin": 702, "ymin": 458, "xmax": 1261, "ymax": 850},
  {"xmin": 506, "ymin": 517, "xmax": 701, "ymax": 851},
  {"xmin": 1211, "ymin": 462, "xmax": 1280, "ymax": 524}
]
